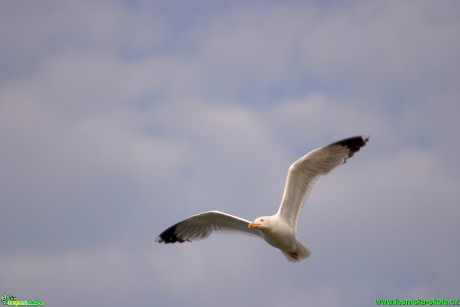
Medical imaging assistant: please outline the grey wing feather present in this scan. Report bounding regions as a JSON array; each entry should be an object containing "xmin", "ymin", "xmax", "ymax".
[
  {"xmin": 156, "ymin": 211, "xmax": 262, "ymax": 243},
  {"xmin": 277, "ymin": 135, "xmax": 369, "ymax": 230}
]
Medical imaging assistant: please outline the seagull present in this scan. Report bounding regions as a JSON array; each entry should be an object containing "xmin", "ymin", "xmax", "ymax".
[{"xmin": 156, "ymin": 135, "xmax": 369, "ymax": 262}]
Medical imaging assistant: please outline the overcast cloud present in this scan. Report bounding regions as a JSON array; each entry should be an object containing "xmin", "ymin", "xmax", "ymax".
[{"xmin": 1, "ymin": 1, "xmax": 459, "ymax": 306}]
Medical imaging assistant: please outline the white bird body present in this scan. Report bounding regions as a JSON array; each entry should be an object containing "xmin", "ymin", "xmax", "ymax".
[
  {"xmin": 253, "ymin": 215, "xmax": 310, "ymax": 261},
  {"xmin": 157, "ymin": 135, "xmax": 369, "ymax": 262}
]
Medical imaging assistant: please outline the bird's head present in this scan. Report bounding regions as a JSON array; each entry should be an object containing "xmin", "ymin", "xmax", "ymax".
[{"xmin": 248, "ymin": 216, "xmax": 270, "ymax": 230}]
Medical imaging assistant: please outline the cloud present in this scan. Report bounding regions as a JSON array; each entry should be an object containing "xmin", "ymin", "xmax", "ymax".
[
  {"xmin": 1, "ymin": 1, "xmax": 459, "ymax": 306},
  {"xmin": 299, "ymin": 1, "xmax": 460, "ymax": 88}
]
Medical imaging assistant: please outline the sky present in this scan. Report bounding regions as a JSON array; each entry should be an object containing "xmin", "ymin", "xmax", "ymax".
[{"xmin": 1, "ymin": 1, "xmax": 459, "ymax": 306}]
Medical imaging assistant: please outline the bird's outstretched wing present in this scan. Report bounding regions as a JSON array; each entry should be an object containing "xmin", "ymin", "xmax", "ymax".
[
  {"xmin": 156, "ymin": 211, "xmax": 262, "ymax": 243},
  {"xmin": 277, "ymin": 135, "xmax": 369, "ymax": 230}
]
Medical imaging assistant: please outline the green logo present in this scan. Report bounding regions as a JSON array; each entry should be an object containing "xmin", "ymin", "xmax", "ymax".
[
  {"xmin": 1, "ymin": 294, "xmax": 43, "ymax": 306},
  {"xmin": 1, "ymin": 295, "xmax": 15, "ymax": 306}
]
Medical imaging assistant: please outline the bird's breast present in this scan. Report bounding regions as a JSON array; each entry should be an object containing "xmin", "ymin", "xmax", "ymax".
[{"xmin": 261, "ymin": 225, "xmax": 296, "ymax": 252}]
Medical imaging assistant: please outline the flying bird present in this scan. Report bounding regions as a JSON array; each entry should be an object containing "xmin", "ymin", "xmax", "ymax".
[{"xmin": 156, "ymin": 135, "xmax": 369, "ymax": 262}]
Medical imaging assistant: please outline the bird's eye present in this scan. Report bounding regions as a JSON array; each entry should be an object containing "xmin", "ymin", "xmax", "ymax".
[{"xmin": 260, "ymin": 219, "xmax": 264, "ymax": 222}]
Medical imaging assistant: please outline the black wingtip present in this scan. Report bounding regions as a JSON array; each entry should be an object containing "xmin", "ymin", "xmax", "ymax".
[
  {"xmin": 156, "ymin": 223, "xmax": 189, "ymax": 244},
  {"xmin": 331, "ymin": 135, "xmax": 369, "ymax": 158}
]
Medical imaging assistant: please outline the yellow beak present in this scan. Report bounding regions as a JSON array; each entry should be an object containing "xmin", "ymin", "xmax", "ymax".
[{"xmin": 248, "ymin": 222, "xmax": 260, "ymax": 229}]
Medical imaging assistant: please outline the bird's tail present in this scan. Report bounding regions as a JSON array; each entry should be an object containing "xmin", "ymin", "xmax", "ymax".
[{"xmin": 282, "ymin": 240, "xmax": 311, "ymax": 262}]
